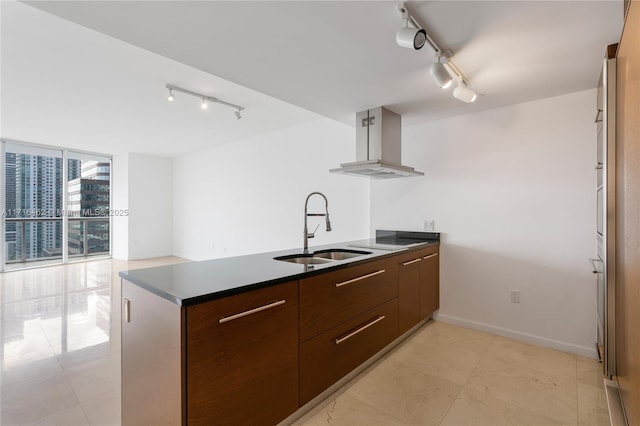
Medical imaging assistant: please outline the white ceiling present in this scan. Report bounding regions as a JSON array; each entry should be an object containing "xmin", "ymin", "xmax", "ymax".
[
  {"xmin": 2, "ymin": 1, "xmax": 624, "ymax": 156},
  {"xmin": 1, "ymin": 1, "xmax": 319, "ymax": 157}
]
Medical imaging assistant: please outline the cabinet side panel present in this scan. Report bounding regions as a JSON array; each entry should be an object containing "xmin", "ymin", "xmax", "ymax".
[
  {"xmin": 615, "ymin": 2, "xmax": 640, "ymax": 424},
  {"xmin": 121, "ymin": 280, "xmax": 183, "ymax": 426}
]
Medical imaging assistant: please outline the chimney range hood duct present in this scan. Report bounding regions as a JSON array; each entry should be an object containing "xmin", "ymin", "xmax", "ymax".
[{"xmin": 330, "ymin": 106, "xmax": 424, "ymax": 179}]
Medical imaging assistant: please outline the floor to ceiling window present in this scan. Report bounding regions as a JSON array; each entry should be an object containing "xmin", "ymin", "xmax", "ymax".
[
  {"xmin": 1, "ymin": 141, "xmax": 111, "ymax": 270},
  {"xmin": 67, "ymin": 154, "xmax": 111, "ymax": 258}
]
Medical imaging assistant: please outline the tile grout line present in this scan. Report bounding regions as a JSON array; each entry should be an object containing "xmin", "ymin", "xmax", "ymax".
[
  {"xmin": 458, "ymin": 334, "xmax": 581, "ymax": 426},
  {"xmin": 60, "ymin": 263, "xmax": 92, "ymax": 426},
  {"xmin": 62, "ymin": 373, "xmax": 92, "ymax": 426},
  {"xmin": 436, "ymin": 333, "xmax": 497, "ymax": 425}
]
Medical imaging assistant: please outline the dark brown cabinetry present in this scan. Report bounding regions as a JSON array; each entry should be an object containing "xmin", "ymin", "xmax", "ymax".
[
  {"xmin": 420, "ymin": 246, "xmax": 440, "ymax": 319},
  {"xmin": 397, "ymin": 250, "xmax": 422, "ymax": 334},
  {"xmin": 121, "ymin": 280, "xmax": 298, "ymax": 426},
  {"xmin": 299, "ymin": 257, "xmax": 398, "ymax": 342},
  {"xmin": 299, "ymin": 256, "xmax": 401, "ymax": 404},
  {"xmin": 122, "ymin": 244, "xmax": 439, "ymax": 425},
  {"xmin": 186, "ymin": 281, "xmax": 298, "ymax": 426},
  {"xmin": 397, "ymin": 245, "xmax": 440, "ymax": 334},
  {"xmin": 299, "ymin": 299, "xmax": 398, "ymax": 404}
]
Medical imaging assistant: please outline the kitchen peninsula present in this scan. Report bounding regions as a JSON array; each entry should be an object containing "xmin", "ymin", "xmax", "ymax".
[{"xmin": 120, "ymin": 231, "xmax": 440, "ymax": 425}]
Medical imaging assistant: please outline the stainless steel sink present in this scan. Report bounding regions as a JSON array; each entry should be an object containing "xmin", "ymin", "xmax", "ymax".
[
  {"xmin": 274, "ymin": 249, "xmax": 372, "ymax": 264},
  {"xmin": 312, "ymin": 249, "xmax": 372, "ymax": 260},
  {"xmin": 273, "ymin": 254, "xmax": 334, "ymax": 265}
]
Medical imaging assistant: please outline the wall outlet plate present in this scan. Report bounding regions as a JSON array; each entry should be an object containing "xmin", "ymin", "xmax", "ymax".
[
  {"xmin": 423, "ymin": 220, "xmax": 435, "ymax": 231},
  {"xmin": 510, "ymin": 290, "xmax": 521, "ymax": 304}
]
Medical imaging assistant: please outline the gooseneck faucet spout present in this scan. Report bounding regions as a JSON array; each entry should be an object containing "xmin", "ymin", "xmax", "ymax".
[{"xmin": 303, "ymin": 192, "xmax": 332, "ymax": 254}]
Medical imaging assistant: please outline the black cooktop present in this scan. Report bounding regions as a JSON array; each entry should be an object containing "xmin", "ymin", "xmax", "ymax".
[{"xmin": 375, "ymin": 230, "xmax": 440, "ymax": 246}]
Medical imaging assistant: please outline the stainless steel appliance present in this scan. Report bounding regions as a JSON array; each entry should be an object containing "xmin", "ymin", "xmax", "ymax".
[
  {"xmin": 330, "ymin": 107, "xmax": 424, "ymax": 179},
  {"xmin": 595, "ymin": 46, "xmax": 616, "ymax": 379}
]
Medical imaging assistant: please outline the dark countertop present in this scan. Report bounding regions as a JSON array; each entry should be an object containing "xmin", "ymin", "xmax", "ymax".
[{"xmin": 119, "ymin": 234, "xmax": 439, "ymax": 307}]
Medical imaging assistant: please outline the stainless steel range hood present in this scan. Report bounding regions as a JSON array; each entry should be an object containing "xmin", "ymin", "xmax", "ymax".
[{"xmin": 330, "ymin": 106, "xmax": 424, "ymax": 179}]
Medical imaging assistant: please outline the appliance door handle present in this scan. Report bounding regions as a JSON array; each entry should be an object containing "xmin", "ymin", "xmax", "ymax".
[
  {"xmin": 595, "ymin": 109, "xmax": 603, "ymax": 123},
  {"xmin": 218, "ymin": 300, "xmax": 286, "ymax": 324},
  {"xmin": 590, "ymin": 258, "xmax": 603, "ymax": 274},
  {"xmin": 123, "ymin": 298, "xmax": 131, "ymax": 323}
]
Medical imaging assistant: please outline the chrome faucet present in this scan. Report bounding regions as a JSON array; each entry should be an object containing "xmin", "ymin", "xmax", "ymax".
[{"xmin": 303, "ymin": 192, "xmax": 332, "ymax": 254}]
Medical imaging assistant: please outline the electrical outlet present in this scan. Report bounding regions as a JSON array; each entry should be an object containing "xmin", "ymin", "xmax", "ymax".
[
  {"xmin": 423, "ymin": 220, "xmax": 435, "ymax": 231},
  {"xmin": 510, "ymin": 290, "xmax": 521, "ymax": 304}
]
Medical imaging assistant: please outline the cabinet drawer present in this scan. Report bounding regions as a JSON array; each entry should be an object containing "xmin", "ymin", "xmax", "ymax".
[
  {"xmin": 420, "ymin": 244, "xmax": 439, "ymax": 257},
  {"xmin": 299, "ymin": 298, "xmax": 398, "ymax": 405},
  {"xmin": 299, "ymin": 257, "xmax": 398, "ymax": 342},
  {"xmin": 186, "ymin": 281, "xmax": 298, "ymax": 426}
]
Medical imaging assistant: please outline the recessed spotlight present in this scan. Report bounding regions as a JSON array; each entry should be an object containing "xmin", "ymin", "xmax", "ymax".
[
  {"xmin": 167, "ymin": 89, "xmax": 175, "ymax": 102},
  {"xmin": 201, "ymin": 98, "xmax": 208, "ymax": 109}
]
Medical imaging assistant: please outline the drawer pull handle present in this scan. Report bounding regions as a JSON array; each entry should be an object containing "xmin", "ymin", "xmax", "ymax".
[
  {"xmin": 218, "ymin": 300, "xmax": 286, "ymax": 324},
  {"xmin": 335, "ymin": 269, "xmax": 386, "ymax": 288},
  {"xmin": 336, "ymin": 269, "xmax": 387, "ymax": 287},
  {"xmin": 335, "ymin": 315, "xmax": 386, "ymax": 345},
  {"xmin": 402, "ymin": 258, "xmax": 422, "ymax": 266},
  {"xmin": 422, "ymin": 253, "xmax": 439, "ymax": 260}
]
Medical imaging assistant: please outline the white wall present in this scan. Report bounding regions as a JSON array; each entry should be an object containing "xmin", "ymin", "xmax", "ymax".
[
  {"xmin": 127, "ymin": 153, "xmax": 173, "ymax": 259},
  {"xmin": 111, "ymin": 153, "xmax": 129, "ymax": 259},
  {"xmin": 371, "ymin": 89, "xmax": 597, "ymax": 357},
  {"xmin": 172, "ymin": 118, "xmax": 369, "ymax": 261}
]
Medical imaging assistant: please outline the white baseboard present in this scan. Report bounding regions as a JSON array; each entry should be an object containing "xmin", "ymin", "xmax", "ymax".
[
  {"xmin": 435, "ymin": 313, "xmax": 597, "ymax": 359},
  {"xmin": 126, "ymin": 252, "xmax": 174, "ymax": 261}
]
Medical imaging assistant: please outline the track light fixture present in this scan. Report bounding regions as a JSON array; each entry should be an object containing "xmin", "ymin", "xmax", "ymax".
[
  {"xmin": 430, "ymin": 57, "xmax": 453, "ymax": 89},
  {"xmin": 396, "ymin": 5, "xmax": 427, "ymax": 50},
  {"xmin": 453, "ymin": 80, "xmax": 477, "ymax": 103},
  {"xmin": 396, "ymin": 3, "xmax": 478, "ymax": 104},
  {"xmin": 165, "ymin": 84, "xmax": 245, "ymax": 119}
]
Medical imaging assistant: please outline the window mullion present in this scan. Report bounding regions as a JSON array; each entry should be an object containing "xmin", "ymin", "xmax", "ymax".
[{"xmin": 62, "ymin": 150, "xmax": 69, "ymax": 263}]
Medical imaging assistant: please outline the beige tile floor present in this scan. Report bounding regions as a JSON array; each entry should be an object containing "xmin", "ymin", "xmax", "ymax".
[
  {"xmin": 1, "ymin": 258, "xmax": 609, "ymax": 426},
  {"xmin": 295, "ymin": 322, "xmax": 610, "ymax": 426},
  {"xmin": 0, "ymin": 257, "xmax": 187, "ymax": 426}
]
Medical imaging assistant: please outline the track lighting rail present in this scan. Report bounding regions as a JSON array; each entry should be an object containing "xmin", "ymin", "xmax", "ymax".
[
  {"xmin": 398, "ymin": 4, "xmax": 470, "ymax": 86},
  {"xmin": 397, "ymin": 3, "xmax": 476, "ymax": 102},
  {"xmin": 166, "ymin": 84, "xmax": 245, "ymax": 119}
]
